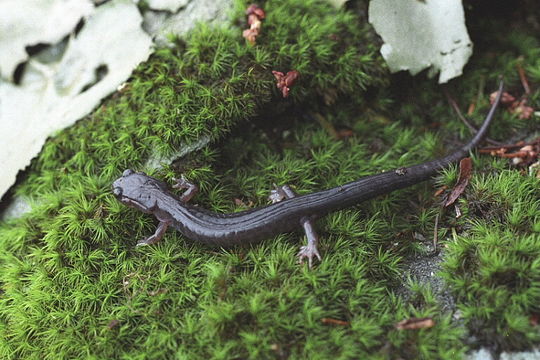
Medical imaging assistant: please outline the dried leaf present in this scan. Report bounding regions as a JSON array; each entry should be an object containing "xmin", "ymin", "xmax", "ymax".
[
  {"xmin": 510, "ymin": 99, "xmax": 534, "ymax": 120},
  {"xmin": 530, "ymin": 313, "xmax": 539, "ymax": 326},
  {"xmin": 242, "ymin": 4, "xmax": 265, "ymax": 45},
  {"xmin": 272, "ymin": 70, "xmax": 299, "ymax": 98},
  {"xmin": 434, "ymin": 185, "xmax": 448, "ymax": 197},
  {"xmin": 395, "ymin": 317, "xmax": 435, "ymax": 330},
  {"xmin": 321, "ymin": 317, "xmax": 349, "ymax": 326},
  {"xmin": 489, "ymin": 91, "xmax": 515, "ymax": 106},
  {"xmin": 107, "ymin": 319, "xmax": 120, "ymax": 329},
  {"xmin": 444, "ymin": 157, "xmax": 472, "ymax": 207},
  {"xmin": 480, "ymin": 138, "xmax": 540, "ymax": 168}
]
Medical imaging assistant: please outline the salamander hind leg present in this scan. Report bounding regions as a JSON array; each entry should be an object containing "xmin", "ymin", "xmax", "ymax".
[
  {"xmin": 137, "ymin": 220, "xmax": 171, "ymax": 246},
  {"xmin": 269, "ymin": 185, "xmax": 322, "ymax": 268},
  {"xmin": 172, "ymin": 176, "xmax": 199, "ymax": 202},
  {"xmin": 297, "ymin": 216, "xmax": 321, "ymax": 269}
]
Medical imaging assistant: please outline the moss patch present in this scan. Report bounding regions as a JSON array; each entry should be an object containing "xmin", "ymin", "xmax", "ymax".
[{"xmin": 1, "ymin": 0, "xmax": 539, "ymax": 358}]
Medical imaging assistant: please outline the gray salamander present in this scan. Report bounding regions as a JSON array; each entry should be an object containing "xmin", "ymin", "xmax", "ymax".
[{"xmin": 112, "ymin": 81, "xmax": 502, "ymax": 266}]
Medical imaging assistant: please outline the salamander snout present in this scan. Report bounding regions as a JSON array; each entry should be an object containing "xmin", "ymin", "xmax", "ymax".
[{"xmin": 112, "ymin": 186, "xmax": 123, "ymax": 198}]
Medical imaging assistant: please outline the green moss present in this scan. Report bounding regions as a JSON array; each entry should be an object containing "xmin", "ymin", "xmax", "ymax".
[
  {"xmin": 1, "ymin": 0, "xmax": 540, "ymax": 358},
  {"xmin": 441, "ymin": 171, "xmax": 540, "ymax": 350}
]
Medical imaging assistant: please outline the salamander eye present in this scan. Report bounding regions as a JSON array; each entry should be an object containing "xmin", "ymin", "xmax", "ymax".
[
  {"xmin": 113, "ymin": 187, "xmax": 123, "ymax": 198},
  {"xmin": 123, "ymin": 169, "xmax": 134, "ymax": 177}
]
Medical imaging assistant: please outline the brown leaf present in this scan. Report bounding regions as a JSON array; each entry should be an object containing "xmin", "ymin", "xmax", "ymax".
[
  {"xmin": 234, "ymin": 198, "xmax": 246, "ymax": 206},
  {"xmin": 510, "ymin": 99, "xmax": 534, "ymax": 120},
  {"xmin": 530, "ymin": 313, "xmax": 539, "ymax": 326},
  {"xmin": 480, "ymin": 138, "xmax": 540, "ymax": 168},
  {"xmin": 246, "ymin": 4, "xmax": 266, "ymax": 19},
  {"xmin": 321, "ymin": 317, "xmax": 349, "ymax": 326},
  {"xmin": 272, "ymin": 70, "xmax": 299, "ymax": 98},
  {"xmin": 490, "ymin": 91, "xmax": 516, "ymax": 106},
  {"xmin": 434, "ymin": 185, "xmax": 448, "ymax": 197},
  {"xmin": 395, "ymin": 317, "xmax": 435, "ymax": 330},
  {"xmin": 148, "ymin": 288, "xmax": 167, "ymax": 296},
  {"xmin": 242, "ymin": 4, "xmax": 265, "ymax": 45},
  {"xmin": 107, "ymin": 319, "xmax": 120, "ymax": 330},
  {"xmin": 444, "ymin": 157, "xmax": 472, "ymax": 208},
  {"xmin": 336, "ymin": 126, "xmax": 354, "ymax": 139}
]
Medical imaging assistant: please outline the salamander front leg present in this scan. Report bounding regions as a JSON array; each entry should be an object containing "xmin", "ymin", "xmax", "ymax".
[
  {"xmin": 173, "ymin": 176, "xmax": 199, "ymax": 202},
  {"xmin": 270, "ymin": 185, "xmax": 322, "ymax": 268},
  {"xmin": 137, "ymin": 220, "xmax": 171, "ymax": 246},
  {"xmin": 137, "ymin": 176, "xmax": 197, "ymax": 247}
]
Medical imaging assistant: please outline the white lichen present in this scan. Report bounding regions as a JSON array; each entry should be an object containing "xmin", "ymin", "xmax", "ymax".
[
  {"xmin": 0, "ymin": 0, "xmax": 153, "ymax": 199},
  {"xmin": 368, "ymin": 0, "xmax": 473, "ymax": 83},
  {"xmin": 0, "ymin": 0, "xmax": 94, "ymax": 80}
]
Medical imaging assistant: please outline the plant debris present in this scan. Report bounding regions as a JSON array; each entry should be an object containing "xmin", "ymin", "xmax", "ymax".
[
  {"xmin": 395, "ymin": 317, "xmax": 435, "ymax": 330},
  {"xmin": 445, "ymin": 90, "xmax": 502, "ymax": 146},
  {"xmin": 242, "ymin": 4, "xmax": 266, "ymax": 45},
  {"xmin": 489, "ymin": 91, "xmax": 534, "ymax": 120},
  {"xmin": 107, "ymin": 319, "xmax": 120, "ymax": 330},
  {"xmin": 444, "ymin": 157, "xmax": 472, "ymax": 208},
  {"xmin": 321, "ymin": 317, "xmax": 349, "ymax": 326},
  {"xmin": 272, "ymin": 70, "xmax": 299, "ymax": 98},
  {"xmin": 479, "ymin": 138, "xmax": 539, "ymax": 167}
]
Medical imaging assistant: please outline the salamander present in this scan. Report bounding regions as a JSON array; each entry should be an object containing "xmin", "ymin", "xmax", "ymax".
[{"xmin": 112, "ymin": 81, "xmax": 503, "ymax": 267}]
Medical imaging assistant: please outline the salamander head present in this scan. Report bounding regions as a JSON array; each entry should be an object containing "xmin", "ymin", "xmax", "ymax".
[{"xmin": 112, "ymin": 169, "xmax": 169, "ymax": 213}]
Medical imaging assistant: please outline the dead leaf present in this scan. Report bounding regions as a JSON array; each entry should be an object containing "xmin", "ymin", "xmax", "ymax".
[
  {"xmin": 434, "ymin": 185, "xmax": 448, "ymax": 197},
  {"xmin": 234, "ymin": 198, "xmax": 246, "ymax": 206},
  {"xmin": 148, "ymin": 288, "xmax": 167, "ymax": 296},
  {"xmin": 242, "ymin": 4, "xmax": 265, "ymax": 45},
  {"xmin": 272, "ymin": 70, "xmax": 299, "ymax": 98},
  {"xmin": 480, "ymin": 138, "xmax": 539, "ymax": 168},
  {"xmin": 530, "ymin": 313, "xmax": 539, "ymax": 326},
  {"xmin": 395, "ymin": 317, "xmax": 435, "ymax": 330},
  {"xmin": 107, "ymin": 319, "xmax": 120, "ymax": 329},
  {"xmin": 321, "ymin": 317, "xmax": 349, "ymax": 326},
  {"xmin": 490, "ymin": 91, "xmax": 515, "ymax": 106},
  {"xmin": 444, "ymin": 157, "xmax": 472, "ymax": 207},
  {"xmin": 510, "ymin": 99, "xmax": 534, "ymax": 119}
]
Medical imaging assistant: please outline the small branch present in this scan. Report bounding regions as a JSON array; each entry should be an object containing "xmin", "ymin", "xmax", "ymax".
[
  {"xmin": 445, "ymin": 90, "xmax": 504, "ymax": 146},
  {"xmin": 432, "ymin": 213, "xmax": 439, "ymax": 249},
  {"xmin": 516, "ymin": 58, "xmax": 531, "ymax": 95},
  {"xmin": 479, "ymin": 138, "xmax": 539, "ymax": 152}
]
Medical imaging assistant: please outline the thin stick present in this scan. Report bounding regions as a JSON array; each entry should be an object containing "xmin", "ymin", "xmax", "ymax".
[
  {"xmin": 516, "ymin": 58, "xmax": 531, "ymax": 95},
  {"xmin": 445, "ymin": 91, "xmax": 504, "ymax": 146},
  {"xmin": 432, "ymin": 213, "xmax": 439, "ymax": 249},
  {"xmin": 479, "ymin": 137, "xmax": 540, "ymax": 152}
]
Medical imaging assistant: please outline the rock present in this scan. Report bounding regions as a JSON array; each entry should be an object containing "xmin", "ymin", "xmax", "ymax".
[
  {"xmin": 0, "ymin": 0, "xmax": 94, "ymax": 80},
  {"xmin": 143, "ymin": 0, "xmax": 233, "ymax": 46},
  {"xmin": 368, "ymin": 0, "xmax": 473, "ymax": 83},
  {"xmin": 500, "ymin": 349, "xmax": 540, "ymax": 360},
  {"xmin": 0, "ymin": 0, "xmax": 153, "ymax": 201},
  {"xmin": 466, "ymin": 348, "xmax": 494, "ymax": 360},
  {"xmin": 147, "ymin": 0, "xmax": 189, "ymax": 13},
  {"xmin": 0, "ymin": 0, "xmax": 238, "ymax": 204}
]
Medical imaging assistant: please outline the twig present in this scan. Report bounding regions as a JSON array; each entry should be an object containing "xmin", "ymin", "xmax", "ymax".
[
  {"xmin": 516, "ymin": 58, "xmax": 531, "ymax": 95},
  {"xmin": 445, "ymin": 91, "xmax": 504, "ymax": 146},
  {"xmin": 432, "ymin": 213, "xmax": 439, "ymax": 249},
  {"xmin": 479, "ymin": 138, "xmax": 540, "ymax": 152},
  {"xmin": 321, "ymin": 318, "xmax": 349, "ymax": 326},
  {"xmin": 467, "ymin": 76, "xmax": 485, "ymax": 115}
]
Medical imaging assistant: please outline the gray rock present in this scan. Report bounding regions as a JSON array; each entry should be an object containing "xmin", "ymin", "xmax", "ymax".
[
  {"xmin": 0, "ymin": 0, "xmax": 93, "ymax": 80},
  {"xmin": 368, "ymin": 0, "xmax": 473, "ymax": 83},
  {"xmin": 0, "ymin": 0, "xmax": 153, "ymax": 204},
  {"xmin": 501, "ymin": 349, "xmax": 540, "ymax": 360},
  {"xmin": 143, "ymin": 0, "xmax": 233, "ymax": 46},
  {"xmin": 466, "ymin": 348, "xmax": 494, "ymax": 360},
  {"xmin": 0, "ymin": 0, "xmax": 237, "ymax": 218}
]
